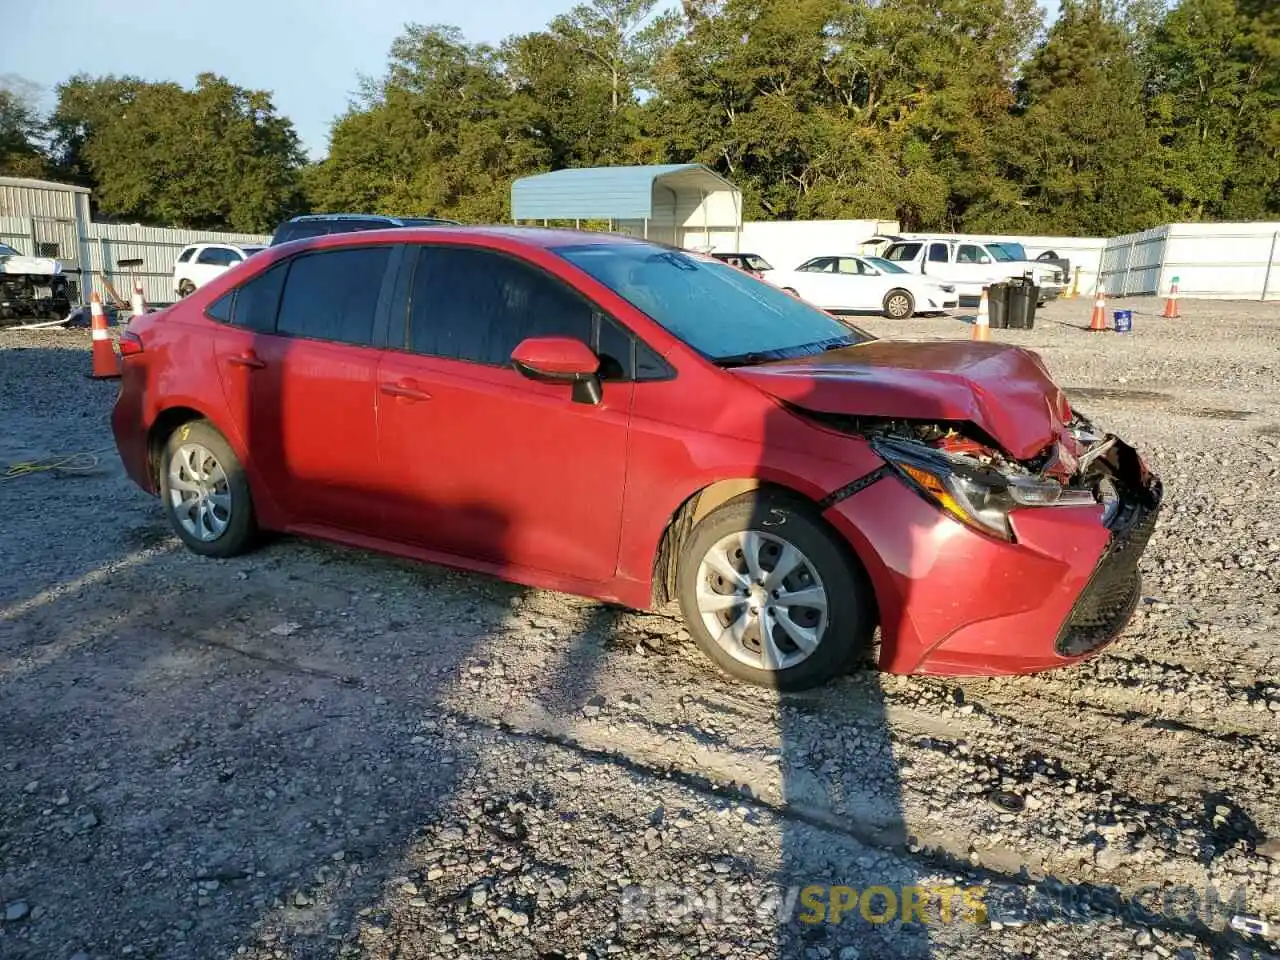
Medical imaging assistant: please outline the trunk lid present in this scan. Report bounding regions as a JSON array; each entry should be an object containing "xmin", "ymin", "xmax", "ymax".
[{"xmin": 730, "ymin": 340, "xmax": 1072, "ymax": 460}]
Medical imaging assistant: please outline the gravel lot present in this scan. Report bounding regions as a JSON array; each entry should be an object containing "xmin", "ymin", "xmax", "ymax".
[{"xmin": 1, "ymin": 295, "xmax": 1278, "ymax": 960}]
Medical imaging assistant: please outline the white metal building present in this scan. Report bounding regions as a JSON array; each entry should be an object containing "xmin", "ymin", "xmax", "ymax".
[
  {"xmin": 0, "ymin": 176, "xmax": 93, "ymax": 295},
  {"xmin": 511, "ymin": 164, "xmax": 744, "ymax": 252}
]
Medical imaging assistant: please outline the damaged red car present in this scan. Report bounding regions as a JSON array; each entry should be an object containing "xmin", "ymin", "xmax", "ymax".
[{"xmin": 112, "ymin": 228, "xmax": 1162, "ymax": 690}]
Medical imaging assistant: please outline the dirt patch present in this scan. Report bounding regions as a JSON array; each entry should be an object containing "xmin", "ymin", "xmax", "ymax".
[
  {"xmin": 1180, "ymin": 408, "xmax": 1255, "ymax": 421},
  {"xmin": 1063, "ymin": 386, "xmax": 1172, "ymax": 403}
]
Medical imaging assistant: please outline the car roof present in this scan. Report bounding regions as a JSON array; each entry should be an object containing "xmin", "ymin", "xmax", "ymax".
[{"xmin": 265, "ymin": 225, "xmax": 656, "ymax": 257}]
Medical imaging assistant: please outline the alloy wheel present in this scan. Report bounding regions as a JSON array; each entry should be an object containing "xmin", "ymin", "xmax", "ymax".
[
  {"xmin": 167, "ymin": 442, "xmax": 232, "ymax": 542},
  {"xmin": 694, "ymin": 530, "xmax": 829, "ymax": 672}
]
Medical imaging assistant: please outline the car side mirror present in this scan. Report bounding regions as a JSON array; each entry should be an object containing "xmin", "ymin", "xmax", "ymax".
[
  {"xmin": 511, "ymin": 336, "xmax": 603, "ymax": 405},
  {"xmin": 979, "ymin": 256, "xmax": 991, "ymax": 264}
]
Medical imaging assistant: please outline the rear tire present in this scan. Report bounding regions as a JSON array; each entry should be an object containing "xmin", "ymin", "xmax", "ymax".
[
  {"xmin": 884, "ymin": 289, "xmax": 915, "ymax": 319},
  {"xmin": 676, "ymin": 492, "xmax": 875, "ymax": 690},
  {"xmin": 159, "ymin": 419, "xmax": 257, "ymax": 558},
  {"xmin": 178, "ymin": 279, "xmax": 195, "ymax": 298}
]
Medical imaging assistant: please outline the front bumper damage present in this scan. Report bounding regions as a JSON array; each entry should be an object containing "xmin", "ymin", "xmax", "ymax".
[
  {"xmin": 0, "ymin": 272, "xmax": 73, "ymax": 325},
  {"xmin": 821, "ymin": 423, "xmax": 1163, "ymax": 676},
  {"xmin": 1053, "ymin": 436, "xmax": 1163, "ymax": 657}
]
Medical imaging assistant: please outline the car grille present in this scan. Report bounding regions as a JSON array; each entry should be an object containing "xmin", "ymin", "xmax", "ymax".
[{"xmin": 1054, "ymin": 495, "xmax": 1161, "ymax": 658}]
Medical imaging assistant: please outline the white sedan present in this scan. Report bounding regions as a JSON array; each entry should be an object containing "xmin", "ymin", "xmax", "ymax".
[
  {"xmin": 173, "ymin": 243, "xmax": 265, "ymax": 298},
  {"xmin": 768, "ymin": 254, "xmax": 959, "ymax": 319}
]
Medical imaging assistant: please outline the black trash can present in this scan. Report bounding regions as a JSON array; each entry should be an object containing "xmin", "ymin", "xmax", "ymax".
[
  {"xmin": 1006, "ymin": 277, "xmax": 1040, "ymax": 329},
  {"xmin": 986, "ymin": 282, "xmax": 1010, "ymax": 329}
]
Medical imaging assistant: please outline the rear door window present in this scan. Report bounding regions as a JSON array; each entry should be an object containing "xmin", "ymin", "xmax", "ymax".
[
  {"xmin": 197, "ymin": 247, "xmax": 240, "ymax": 266},
  {"xmin": 206, "ymin": 260, "xmax": 288, "ymax": 331},
  {"xmin": 928, "ymin": 243, "xmax": 950, "ymax": 264},
  {"xmin": 276, "ymin": 247, "xmax": 391, "ymax": 346},
  {"xmin": 798, "ymin": 257, "xmax": 836, "ymax": 273}
]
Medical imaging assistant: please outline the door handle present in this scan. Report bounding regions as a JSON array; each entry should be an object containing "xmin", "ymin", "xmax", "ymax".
[
  {"xmin": 380, "ymin": 380, "xmax": 432, "ymax": 401},
  {"xmin": 227, "ymin": 352, "xmax": 265, "ymax": 370}
]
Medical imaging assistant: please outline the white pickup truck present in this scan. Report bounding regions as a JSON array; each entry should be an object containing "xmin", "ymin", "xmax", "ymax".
[
  {"xmin": 0, "ymin": 243, "xmax": 73, "ymax": 325},
  {"xmin": 880, "ymin": 237, "xmax": 1065, "ymax": 304}
]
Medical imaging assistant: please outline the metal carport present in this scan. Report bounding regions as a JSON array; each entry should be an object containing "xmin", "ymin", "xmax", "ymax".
[{"xmin": 510, "ymin": 164, "xmax": 743, "ymax": 253}]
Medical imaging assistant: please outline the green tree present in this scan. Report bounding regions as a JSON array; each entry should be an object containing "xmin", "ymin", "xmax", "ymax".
[
  {"xmin": 998, "ymin": 0, "xmax": 1171, "ymax": 234},
  {"xmin": 1147, "ymin": 0, "xmax": 1279, "ymax": 219},
  {"xmin": 49, "ymin": 73, "xmax": 304, "ymax": 231},
  {"xmin": 309, "ymin": 25, "xmax": 546, "ymax": 222},
  {"xmin": 650, "ymin": 0, "xmax": 1039, "ymax": 228},
  {"xmin": 0, "ymin": 86, "xmax": 46, "ymax": 178}
]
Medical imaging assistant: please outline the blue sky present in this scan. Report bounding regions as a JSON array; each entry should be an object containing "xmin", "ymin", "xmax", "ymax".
[{"xmin": 7, "ymin": 0, "xmax": 1058, "ymax": 161}]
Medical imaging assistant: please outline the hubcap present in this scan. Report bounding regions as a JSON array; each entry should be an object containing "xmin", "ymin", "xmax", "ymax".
[
  {"xmin": 167, "ymin": 442, "xmax": 231, "ymax": 542},
  {"xmin": 889, "ymin": 295, "xmax": 910, "ymax": 317},
  {"xmin": 695, "ymin": 531, "xmax": 829, "ymax": 672}
]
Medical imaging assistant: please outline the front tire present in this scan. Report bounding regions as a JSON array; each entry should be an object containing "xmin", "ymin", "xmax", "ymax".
[
  {"xmin": 676, "ymin": 492, "xmax": 875, "ymax": 690},
  {"xmin": 159, "ymin": 419, "xmax": 257, "ymax": 558},
  {"xmin": 178, "ymin": 279, "xmax": 195, "ymax": 298},
  {"xmin": 884, "ymin": 289, "xmax": 915, "ymax": 319}
]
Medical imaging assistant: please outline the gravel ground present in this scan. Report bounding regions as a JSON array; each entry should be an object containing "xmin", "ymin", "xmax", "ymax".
[{"xmin": 1, "ymin": 295, "xmax": 1278, "ymax": 960}]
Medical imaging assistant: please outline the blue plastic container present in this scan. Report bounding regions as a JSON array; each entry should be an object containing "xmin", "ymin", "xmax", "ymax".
[{"xmin": 1113, "ymin": 309, "xmax": 1133, "ymax": 334}]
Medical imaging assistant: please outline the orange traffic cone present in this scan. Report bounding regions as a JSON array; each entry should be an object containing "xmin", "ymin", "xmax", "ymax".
[
  {"xmin": 972, "ymin": 287, "xmax": 991, "ymax": 341},
  {"xmin": 130, "ymin": 278, "xmax": 147, "ymax": 318},
  {"xmin": 1089, "ymin": 283, "xmax": 1109, "ymax": 332},
  {"xmin": 89, "ymin": 292, "xmax": 120, "ymax": 380},
  {"xmin": 1160, "ymin": 275, "xmax": 1180, "ymax": 319}
]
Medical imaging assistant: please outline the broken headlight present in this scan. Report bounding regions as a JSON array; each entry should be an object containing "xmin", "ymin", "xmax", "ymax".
[{"xmin": 874, "ymin": 439, "xmax": 1096, "ymax": 541}]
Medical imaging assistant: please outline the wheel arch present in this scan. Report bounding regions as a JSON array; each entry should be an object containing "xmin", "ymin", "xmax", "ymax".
[
  {"xmin": 146, "ymin": 405, "xmax": 244, "ymax": 490},
  {"xmin": 649, "ymin": 477, "xmax": 879, "ymax": 627}
]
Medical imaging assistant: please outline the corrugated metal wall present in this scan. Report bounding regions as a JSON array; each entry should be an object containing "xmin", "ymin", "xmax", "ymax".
[
  {"xmin": 0, "ymin": 180, "xmax": 84, "ymax": 221},
  {"xmin": 84, "ymin": 223, "xmax": 270, "ymax": 306},
  {"xmin": 0, "ymin": 216, "xmax": 269, "ymax": 308}
]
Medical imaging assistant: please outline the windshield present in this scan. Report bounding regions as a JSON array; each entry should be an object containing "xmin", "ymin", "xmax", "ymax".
[
  {"xmin": 744, "ymin": 254, "xmax": 773, "ymax": 271},
  {"xmin": 986, "ymin": 244, "xmax": 1015, "ymax": 262},
  {"xmin": 555, "ymin": 242, "xmax": 872, "ymax": 362},
  {"xmin": 864, "ymin": 256, "xmax": 907, "ymax": 274},
  {"xmin": 994, "ymin": 242, "xmax": 1027, "ymax": 260}
]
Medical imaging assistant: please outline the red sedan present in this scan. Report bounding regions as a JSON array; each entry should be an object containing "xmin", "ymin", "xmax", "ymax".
[{"xmin": 111, "ymin": 227, "xmax": 1162, "ymax": 690}]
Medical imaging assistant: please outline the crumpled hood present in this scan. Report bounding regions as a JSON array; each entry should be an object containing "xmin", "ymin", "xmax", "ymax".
[
  {"xmin": 731, "ymin": 340, "xmax": 1072, "ymax": 460},
  {"xmin": 0, "ymin": 253, "xmax": 62, "ymax": 276}
]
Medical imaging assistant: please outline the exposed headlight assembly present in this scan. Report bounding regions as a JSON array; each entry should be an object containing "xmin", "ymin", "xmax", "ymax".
[{"xmin": 874, "ymin": 438, "xmax": 1096, "ymax": 540}]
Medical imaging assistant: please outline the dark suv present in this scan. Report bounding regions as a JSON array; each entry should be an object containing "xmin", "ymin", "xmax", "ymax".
[{"xmin": 270, "ymin": 213, "xmax": 459, "ymax": 246}]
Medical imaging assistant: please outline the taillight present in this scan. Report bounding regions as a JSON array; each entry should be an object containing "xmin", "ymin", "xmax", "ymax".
[{"xmin": 119, "ymin": 330, "xmax": 144, "ymax": 357}]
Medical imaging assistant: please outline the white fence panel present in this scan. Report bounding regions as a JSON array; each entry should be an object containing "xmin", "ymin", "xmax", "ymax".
[
  {"xmin": 85, "ymin": 223, "xmax": 270, "ymax": 306},
  {"xmin": 1158, "ymin": 223, "xmax": 1280, "ymax": 300},
  {"xmin": 736, "ymin": 219, "xmax": 900, "ymax": 270}
]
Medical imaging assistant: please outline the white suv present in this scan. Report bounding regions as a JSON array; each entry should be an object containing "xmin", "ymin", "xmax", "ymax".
[
  {"xmin": 173, "ymin": 243, "xmax": 265, "ymax": 298},
  {"xmin": 881, "ymin": 238, "xmax": 1064, "ymax": 303}
]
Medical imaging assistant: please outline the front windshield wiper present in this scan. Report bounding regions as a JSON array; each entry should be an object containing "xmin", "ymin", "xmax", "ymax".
[{"xmin": 713, "ymin": 335, "xmax": 859, "ymax": 368}]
